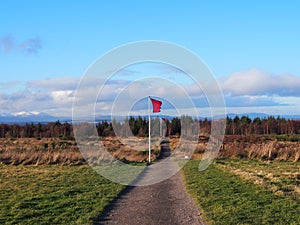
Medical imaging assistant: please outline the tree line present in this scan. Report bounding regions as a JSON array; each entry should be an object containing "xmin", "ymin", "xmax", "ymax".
[
  {"xmin": 0, "ymin": 115, "xmax": 299, "ymax": 139},
  {"xmin": 226, "ymin": 115, "xmax": 300, "ymax": 135},
  {"xmin": 0, "ymin": 121, "xmax": 73, "ymax": 139}
]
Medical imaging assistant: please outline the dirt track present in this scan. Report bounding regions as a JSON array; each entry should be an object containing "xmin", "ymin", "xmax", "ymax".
[{"xmin": 97, "ymin": 141, "xmax": 205, "ymax": 225}]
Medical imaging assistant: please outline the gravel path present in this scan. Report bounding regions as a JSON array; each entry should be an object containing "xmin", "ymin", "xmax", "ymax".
[{"xmin": 97, "ymin": 141, "xmax": 205, "ymax": 225}]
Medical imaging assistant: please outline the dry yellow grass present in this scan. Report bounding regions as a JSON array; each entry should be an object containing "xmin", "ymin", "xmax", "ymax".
[
  {"xmin": 1, "ymin": 135, "xmax": 299, "ymax": 165},
  {"xmin": 190, "ymin": 135, "xmax": 300, "ymax": 162},
  {"xmin": 0, "ymin": 138, "xmax": 84, "ymax": 165},
  {"xmin": 0, "ymin": 137, "xmax": 161, "ymax": 165}
]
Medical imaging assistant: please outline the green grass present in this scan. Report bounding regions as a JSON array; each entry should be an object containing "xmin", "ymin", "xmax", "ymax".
[
  {"xmin": 259, "ymin": 134, "xmax": 300, "ymax": 142},
  {"xmin": 0, "ymin": 164, "xmax": 125, "ymax": 225},
  {"xmin": 182, "ymin": 160, "xmax": 300, "ymax": 225},
  {"xmin": 275, "ymin": 134, "xmax": 300, "ymax": 142},
  {"xmin": 217, "ymin": 159, "xmax": 300, "ymax": 199}
]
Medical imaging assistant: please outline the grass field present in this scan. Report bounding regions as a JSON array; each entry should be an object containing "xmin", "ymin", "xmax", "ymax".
[
  {"xmin": 0, "ymin": 164, "xmax": 125, "ymax": 225},
  {"xmin": 1, "ymin": 161, "xmax": 299, "ymax": 225},
  {"xmin": 0, "ymin": 137, "xmax": 159, "ymax": 165},
  {"xmin": 218, "ymin": 159, "xmax": 300, "ymax": 200},
  {"xmin": 183, "ymin": 160, "xmax": 300, "ymax": 225}
]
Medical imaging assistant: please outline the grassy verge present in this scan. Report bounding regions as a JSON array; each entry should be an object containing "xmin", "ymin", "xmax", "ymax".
[
  {"xmin": 217, "ymin": 159, "xmax": 300, "ymax": 199},
  {"xmin": 0, "ymin": 164, "xmax": 124, "ymax": 225},
  {"xmin": 182, "ymin": 160, "xmax": 300, "ymax": 225}
]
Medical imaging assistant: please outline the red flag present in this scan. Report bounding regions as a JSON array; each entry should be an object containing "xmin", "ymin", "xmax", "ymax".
[{"xmin": 150, "ymin": 97, "xmax": 162, "ymax": 113}]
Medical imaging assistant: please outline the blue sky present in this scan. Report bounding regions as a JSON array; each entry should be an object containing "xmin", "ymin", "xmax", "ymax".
[{"xmin": 1, "ymin": 0, "xmax": 300, "ymax": 117}]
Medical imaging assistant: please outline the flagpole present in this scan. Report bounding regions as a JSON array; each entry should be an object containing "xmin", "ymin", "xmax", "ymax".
[
  {"xmin": 160, "ymin": 118, "xmax": 162, "ymax": 138},
  {"xmin": 148, "ymin": 96, "xmax": 151, "ymax": 164}
]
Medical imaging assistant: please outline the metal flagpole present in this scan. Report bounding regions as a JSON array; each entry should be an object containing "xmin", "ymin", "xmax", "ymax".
[
  {"xmin": 148, "ymin": 96, "xmax": 151, "ymax": 163},
  {"xmin": 160, "ymin": 118, "xmax": 162, "ymax": 137}
]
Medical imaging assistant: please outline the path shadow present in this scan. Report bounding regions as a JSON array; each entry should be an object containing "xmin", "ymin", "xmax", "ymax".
[{"xmin": 158, "ymin": 139, "xmax": 171, "ymax": 159}]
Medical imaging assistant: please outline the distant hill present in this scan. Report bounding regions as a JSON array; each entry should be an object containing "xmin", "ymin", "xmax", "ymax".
[
  {"xmin": 0, "ymin": 111, "xmax": 299, "ymax": 124},
  {"xmin": 0, "ymin": 112, "xmax": 68, "ymax": 124},
  {"xmin": 226, "ymin": 113, "xmax": 300, "ymax": 120},
  {"xmin": 226, "ymin": 113, "xmax": 269, "ymax": 119}
]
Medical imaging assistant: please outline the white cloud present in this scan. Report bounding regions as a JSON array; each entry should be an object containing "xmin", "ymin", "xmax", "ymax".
[
  {"xmin": 1, "ymin": 68, "xmax": 300, "ymax": 117},
  {"xmin": 51, "ymin": 90, "xmax": 74, "ymax": 104},
  {"xmin": 222, "ymin": 68, "xmax": 300, "ymax": 96},
  {"xmin": 0, "ymin": 77, "xmax": 76, "ymax": 116}
]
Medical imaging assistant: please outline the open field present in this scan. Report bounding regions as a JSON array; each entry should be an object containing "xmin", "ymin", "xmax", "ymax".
[
  {"xmin": 0, "ymin": 164, "xmax": 124, "ymax": 225},
  {"xmin": 0, "ymin": 138, "xmax": 83, "ymax": 165},
  {"xmin": 2, "ymin": 159, "xmax": 299, "ymax": 224},
  {"xmin": 218, "ymin": 159, "xmax": 300, "ymax": 200},
  {"xmin": 1, "ymin": 136, "xmax": 299, "ymax": 224},
  {"xmin": 1, "ymin": 135, "xmax": 300, "ymax": 165},
  {"xmin": 183, "ymin": 160, "xmax": 300, "ymax": 225},
  {"xmin": 187, "ymin": 135, "xmax": 300, "ymax": 162},
  {"xmin": 0, "ymin": 137, "xmax": 160, "ymax": 165}
]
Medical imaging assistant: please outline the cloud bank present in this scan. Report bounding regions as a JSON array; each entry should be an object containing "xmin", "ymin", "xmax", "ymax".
[
  {"xmin": 223, "ymin": 68, "xmax": 300, "ymax": 96},
  {"xmin": 1, "ymin": 68, "xmax": 300, "ymax": 116}
]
